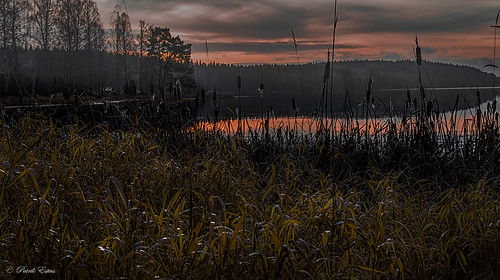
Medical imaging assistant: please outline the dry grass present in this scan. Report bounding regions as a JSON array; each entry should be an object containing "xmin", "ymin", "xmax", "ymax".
[{"xmin": 0, "ymin": 112, "xmax": 499, "ymax": 279}]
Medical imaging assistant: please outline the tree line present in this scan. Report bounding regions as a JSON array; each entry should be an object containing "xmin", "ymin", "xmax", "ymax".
[
  {"xmin": 195, "ymin": 60, "xmax": 499, "ymax": 115},
  {"xmin": 0, "ymin": 0, "xmax": 194, "ymax": 105}
]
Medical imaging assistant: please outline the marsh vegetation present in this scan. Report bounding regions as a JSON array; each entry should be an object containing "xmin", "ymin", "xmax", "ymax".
[
  {"xmin": 0, "ymin": 0, "xmax": 499, "ymax": 279},
  {"xmin": 0, "ymin": 97, "xmax": 499, "ymax": 278}
]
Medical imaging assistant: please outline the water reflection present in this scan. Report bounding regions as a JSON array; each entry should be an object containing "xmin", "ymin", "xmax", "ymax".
[{"xmin": 194, "ymin": 95, "xmax": 500, "ymax": 136}]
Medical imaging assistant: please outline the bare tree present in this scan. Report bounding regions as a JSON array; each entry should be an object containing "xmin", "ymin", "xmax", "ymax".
[
  {"xmin": 0, "ymin": 0, "xmax": 9, "ymax": 50},
  {"xmin": 138, "ymin": 19, "xmax": 148, "ymax": 94},
  {"xmin": 81, "ymin": 0, "xmax": 103, "ymax": 89},
  {"xmin": 28, "ymin": 0, "xmax": 57, "ymax": 93},
  {"xmin": 111, "ymin": 5, "xmax": 132, "ymax": 55},
  {"xmin": 56, "ymin": 0, "xmax": 96, "ymax": 51},
  {"xmin": 54, "ymin": 0, "xmax": 78, "ymax": 87},
  {"xmin": 0, "ymin": 0, "xmax": 29, "ymax": 101},
  {"xmin": 0, "ymin": 0, "xmax": 28, "ymax": 67},
  {"xmin": 111, "ymin": 4, "xmax": 133, "ymax": 93},
  {"xmin": 55, "ymin": 0, "xmax": 73, "ymax": 51},
  {"xmin": 82, "ymin": 0, "xmax": 103, "ymax": 52},
  {"xmin": 29, "ymin": 0, "xmax": 56, "ymax": 50},
  {"xmin": 53, "ymin": 0, "xmax": 103, "ymax": 88}
]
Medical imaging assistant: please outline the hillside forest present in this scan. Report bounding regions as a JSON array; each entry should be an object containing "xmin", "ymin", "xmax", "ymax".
[{"xmin": 195, "ymin": 60, "xmax": 500, "ymax": 116}]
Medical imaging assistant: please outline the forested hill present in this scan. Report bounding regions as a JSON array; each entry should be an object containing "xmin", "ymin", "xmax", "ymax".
[
  {"xmin": 195, "ymin": 60, "xmax": 498, "ymax": 93},
  {"xmin": 194, "ymin": 60, "xmax": 500, "ymax": 113}
]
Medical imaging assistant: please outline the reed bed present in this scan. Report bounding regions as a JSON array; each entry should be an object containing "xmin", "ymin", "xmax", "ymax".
[{"xmin": 0, "ymin": 108, "xmax": 498, "ymax": 279}]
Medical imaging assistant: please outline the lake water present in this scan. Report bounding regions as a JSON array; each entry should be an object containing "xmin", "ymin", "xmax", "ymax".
[
  {"xmin": 195, "ymin": 93, "xmax": 500, "ymax": 136},
  {"xmin": 198, "ymin": 86, "xmax": 498, "ymax": 119}
]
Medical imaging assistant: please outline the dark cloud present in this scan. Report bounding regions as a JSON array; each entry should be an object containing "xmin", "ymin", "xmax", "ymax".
[
  {"xmin": 338, "ymin": 1, "xmax": 495, "ymax": 34},
  {"xmin": 166, "ymin": 2, "xmax": 331, "ymax": 41},
  {"xmin": 96, "ymin": 0, "xmax": 500, "ymax": 65},
  {"xmin": 101, "ymin": 0, "xmax": 499, "ymax": 36},
  {"xmin": 100, "ymin": 0, "xmax": 334, "ymax": 40},
  {"xmin": 192, "ymin": 41, "xmax": 361, "ymax": 54}
]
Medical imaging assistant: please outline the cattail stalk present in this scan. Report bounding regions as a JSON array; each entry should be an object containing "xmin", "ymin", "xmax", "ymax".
[
  {"xmin": 490, "ymin": 10, "xmax": 500, "ymax": 99},
  {"xmin": 237, "ymin": 72, "xmax": 241, "ymax": 121},
  {"xmin": 291, "ymin": 29, "xmax": 305, "ymax": 105},
  {"xmin": 329, "ymin": 0, "xmax": 339, "ymax": 120},
  {"xmin": 415, "ymin": 35, "xmax": 426, "ymax": 118},
  {"xmin": 259, "ymin": 78, "xmax": 264, "ymax": 119},
  {"xmin": 322, "ymin": 51, "xmax": 330, "ymax": 119}
]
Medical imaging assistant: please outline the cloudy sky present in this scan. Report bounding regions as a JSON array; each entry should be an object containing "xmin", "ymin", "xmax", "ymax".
[{"xmin": 95, "ymin": 0, "xmax": 500, "ymax": 69}]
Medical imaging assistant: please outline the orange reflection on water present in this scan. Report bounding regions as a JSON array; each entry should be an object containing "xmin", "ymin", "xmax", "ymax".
[
  {"xmin": 192, "ymin": 111, "xmax": 493, "ymax": 136},
  {"xmin": 194, "ymin": 117, "xmax": 333, "ymax": 135},
  {"xmin": 193, "ymin": 116, "xmax": 405, "ymax": 135}
]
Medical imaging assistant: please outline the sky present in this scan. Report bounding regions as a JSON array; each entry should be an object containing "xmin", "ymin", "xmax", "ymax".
[{"xmin": 95, "ymin": 0, "xmax": 500, "ymax": 70}]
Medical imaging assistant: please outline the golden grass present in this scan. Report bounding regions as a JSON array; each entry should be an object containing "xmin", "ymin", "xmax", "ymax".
[{"xmin": 0, "ymin": 115, "xmax": 499, "ymax": 279}]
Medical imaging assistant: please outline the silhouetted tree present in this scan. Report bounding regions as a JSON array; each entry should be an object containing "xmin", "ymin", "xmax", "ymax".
[
  {"xmin": 81, "ymin": 0, "xmax": 103, "ymax": 89},
  {"xmin": 146, "ymin": 26, "xmax": 191, "ymax": 63},
  {"xmin": 50, "ymin": 0, "xmax": 92, "ymax": 88},
  {"xmin": 29, "ymin": 0, "xmax": 57, "ymax": 96},
  {"xmin": 111, "ymin": 4, "xmax": 133, "ymax": 93},
  {"xmin": 82, "ymin": 0, "xmax": 103, "ymax": 52},
  {"xmin": 0, "ymin": 0, "xmax": 28, "ymax": 68},
  {"xmin": 138, "ymin": 19, "xmax": 147, "ymax": 94},
  {"xmin": 0, "ymin": 0, "xmax": 28, "ymax": 100},
  {"xmin": 29, "ymin": 0, "xmax": 57, "ymax": 51},
  {"xmin": 56, "ymin": 0, "xmax": 77, "ymax": 51},
  {"xmin": 145, "ymin": 25, "xmax": 193, "ymax": 98},
  {"xmin": 52, "ymin": 0, "xmax": 101, "ymax": 51}
]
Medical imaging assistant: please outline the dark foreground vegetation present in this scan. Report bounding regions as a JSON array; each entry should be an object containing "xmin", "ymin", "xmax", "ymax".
[
  {"xmin": 0, "ymin": 106, "xmax": 499, "ymax": 279},
  {"xmin": 0, "ymin": 1, "xmax": 498, "ymax": 278}
]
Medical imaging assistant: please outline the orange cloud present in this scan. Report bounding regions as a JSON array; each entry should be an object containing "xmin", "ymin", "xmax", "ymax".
[{"xmin": 95, "ymin": 0, "xmax": 500, "ymax": 69}]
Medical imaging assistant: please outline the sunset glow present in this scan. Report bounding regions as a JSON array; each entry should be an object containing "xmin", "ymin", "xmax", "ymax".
[
  {"xmin": 193, "ymin": 111, "xmax": 485, "ymax": 136},
  {"xmin": 95, "ymin": 0, "xmax": 500, "ymax": 69}
]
